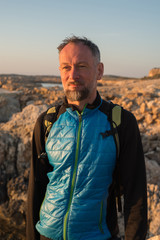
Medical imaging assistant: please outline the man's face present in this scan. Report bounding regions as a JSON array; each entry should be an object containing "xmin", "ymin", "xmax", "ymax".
[{"xmin": 59, "ymin": 43, "xmax": 103, "ymax": 104}]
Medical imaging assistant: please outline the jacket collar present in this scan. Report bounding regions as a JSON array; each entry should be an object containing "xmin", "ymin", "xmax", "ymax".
[{"xmin": 63, "ymin": 91, "xmax": 102, "ymax": 112}]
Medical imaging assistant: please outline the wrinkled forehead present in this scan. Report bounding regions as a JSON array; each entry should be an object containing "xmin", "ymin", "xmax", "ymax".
[{"xmin": 59, "ymin": 43, "xmax": 96, "ymax": 64}]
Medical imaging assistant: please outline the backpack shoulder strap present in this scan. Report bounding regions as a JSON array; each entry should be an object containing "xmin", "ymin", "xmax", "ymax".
[
  {"xmin": 100, "ymin": 101, "xmax": 122, "ymax": 159},
  {"xmin": 111, "ymin": 105, "xmax": 122, "ymax": 158},
  {"xmin": 109, "ymin": 103, "xmax": 122, "ymax": 212},
  {"xmin": 38, "ymin": 104, "xmax": 61, "ymax": 162},
  {"xmin": 44, "ymin": 104, "xmax": 61, "ymax": 143}
]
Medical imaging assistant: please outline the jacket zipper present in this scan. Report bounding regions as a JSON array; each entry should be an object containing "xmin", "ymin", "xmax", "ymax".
[{"xmin": 63, "ymin": 105, "xmax": 87, "ymax": 240}]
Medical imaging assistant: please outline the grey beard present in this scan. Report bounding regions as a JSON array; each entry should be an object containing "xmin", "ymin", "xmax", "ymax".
[{"xmin": 65, "ymin": 88, "xmax": 89, "ymax": 101}]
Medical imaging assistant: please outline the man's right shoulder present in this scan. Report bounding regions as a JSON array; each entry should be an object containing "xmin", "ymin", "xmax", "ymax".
[
  {"xmin": 35, "ymin": 110, "xmax": 48, "ymax": 128},
  {"xmin": 35, "ymin": 103, "xmax": 66, "ymax": 129},
  {"xmin": 36, "ymin": 105, "xmax": 60, "ymax": 124}
]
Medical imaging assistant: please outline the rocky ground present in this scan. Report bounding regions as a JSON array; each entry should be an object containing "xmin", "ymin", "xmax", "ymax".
[{"xmin": 0, "ymin": 75, "xmax": 160, "ymax": 239}]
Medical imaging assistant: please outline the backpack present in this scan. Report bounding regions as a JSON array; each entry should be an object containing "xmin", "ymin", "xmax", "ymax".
[{"xmin": 41, "ymin": 102, "xmax": 122, "ymax": 212}]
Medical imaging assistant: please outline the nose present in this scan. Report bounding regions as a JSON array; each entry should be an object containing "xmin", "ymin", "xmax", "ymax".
[{"xmin": 69, "ymin": 66, "xmax": 79, "ymax": 80}]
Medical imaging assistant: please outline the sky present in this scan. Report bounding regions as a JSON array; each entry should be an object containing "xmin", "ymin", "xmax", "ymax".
[{"xmin": 0, "ymin": 0, "xmax": 160, "ymax": 78}]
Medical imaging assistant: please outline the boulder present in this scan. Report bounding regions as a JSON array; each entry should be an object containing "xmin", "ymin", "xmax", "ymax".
[
  {"xmin": 0, "ymin": 92, "xmax": 21, "ymax": 122},
  {"xmin": 147, "ymin": 184, "xmax": 160, "ymax": 237},
  {"xmin": 149, "ymin": 68, "xmax": 160, "ymax": 77},
  {"xmin": 0, "ymin": 104, "xmax": 48, "ymax": 203},
  {"xmin": 145, "ymin": 158, "xmax": 160, "ymax": 185},
  {"xmin": 148, "ymin": 236, "xmax": 160, "ymax": 240}
]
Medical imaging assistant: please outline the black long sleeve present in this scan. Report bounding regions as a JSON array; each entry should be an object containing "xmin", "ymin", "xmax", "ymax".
[
  {"xmin": 26, "ymin": 112, "xmax": 50, "ymax": 240},
  {"xmin": 118, "ymin": 109, "xmax": 147, "ymax": 239}
]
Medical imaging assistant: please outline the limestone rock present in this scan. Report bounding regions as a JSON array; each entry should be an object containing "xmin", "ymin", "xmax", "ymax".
[
  {"xmin": 0, "ymin": 104, "xmax": 48, "ymax": 178},
  {"xmin": 149, "ymin": 68, "xmax": 160, "ymax": 77},
  {"xmin": 147, "ymin": 184, "xmax": 160, "ymax": 237},
  {"xmin": 148, "ymin": 236, "xmax": 160, "ymax": 240},
  {"xmin": 145, "ymin": 113, "xmax": 153, "ymax": 125},
  {"xmin": 145, "ymin": 158, "xmax": 160, "ymax": 185},
  {"xmin": 0, "ymin": 92, "xmax": 21, "ymax": 122},
  {"xmin": 0, "ymin": 170, "xmax": 29, "ymax": 240},
  {"xmin": 0, "ymin": 76, "xmax": 160, "ymax": 239},
  {"xmin": 140, "ymin": 102, "xmax": 147, "ymax": 114}
]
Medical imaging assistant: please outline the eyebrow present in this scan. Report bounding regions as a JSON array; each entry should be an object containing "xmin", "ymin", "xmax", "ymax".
[
  {"xmin": 60, "ymin": 61, "xmax": 88, "ymax": 66},
  {"xmin": 59, "ymin": 63, "xmax": 68, "ymax": 67}
]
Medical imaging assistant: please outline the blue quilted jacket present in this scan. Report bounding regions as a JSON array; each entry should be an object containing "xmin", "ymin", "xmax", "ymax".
[{"xmin": 36, "ymin": 98, "xmax": 116, "ymax": 240}]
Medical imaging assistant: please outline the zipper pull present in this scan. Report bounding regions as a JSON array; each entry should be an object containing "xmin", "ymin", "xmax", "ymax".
[
  {"xmin": 77, "ymin": 103, "xmax": 87, "ymax": 122},
  {"xmin": 79, "ymin": 114, "xmax": 82, "ymax": 122}
]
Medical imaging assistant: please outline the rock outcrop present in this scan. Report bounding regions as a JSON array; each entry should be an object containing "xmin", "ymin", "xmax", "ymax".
[
  {"xmin": 0, "ymin": 90, "xmax": 21, "ymax": 122},
  {"xmin": 0, "ymin": 76, "xmax": 160, "ymax": 239},
  {"xmin": 148, "ymin": 68, "xmax": 160, "ymax": 77},
  {"xmin": 148, "ymin": 236, "xmax": 160, "ymax": 240},
  {"xmin": 0, "ymin": 104, "xmax": 48, "ymax": 239},
  {"xmin": 147, "ymin": 184, "xmax": 160, "ymax": 237}
]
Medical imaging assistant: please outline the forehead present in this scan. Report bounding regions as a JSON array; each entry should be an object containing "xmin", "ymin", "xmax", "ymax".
[{"xmin": 59, "ymin": 43, "xmax": 94, "ymax": 63}]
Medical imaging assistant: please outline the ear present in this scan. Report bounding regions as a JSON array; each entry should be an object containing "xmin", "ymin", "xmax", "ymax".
[{"xmin": 97, "ymin": 62, "xmax": 104, "ymax": 80}]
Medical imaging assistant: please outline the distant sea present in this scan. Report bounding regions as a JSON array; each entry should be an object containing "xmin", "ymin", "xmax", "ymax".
[
  {"xmin": 0, "ymin": 88, "xmax": 19, "ymax": 94},
  {"xmin": 41, "ymin": 83, "xmax": 62, "ymax": 88},
  {"xmin": 0, "ymin": 83, "xmax": 62, "ymax": 93}
]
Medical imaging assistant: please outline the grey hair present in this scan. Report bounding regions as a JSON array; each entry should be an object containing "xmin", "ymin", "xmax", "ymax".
[{"xmin": 57, "ymin": 35, "xmax": 101, "ymax": 62}]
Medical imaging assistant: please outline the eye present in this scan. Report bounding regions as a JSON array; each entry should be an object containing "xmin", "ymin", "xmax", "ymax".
[
  {"xmin": 62, "ymin": 65, "xmax": 71, "ymax": 71},
  {"xmin": 78, "ymin": 64, "xmax": 86, "ymax": 69}
]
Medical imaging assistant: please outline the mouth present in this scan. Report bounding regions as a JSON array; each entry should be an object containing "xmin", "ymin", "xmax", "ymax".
[{"xmin": 68, "ymin": 82, "xmax": 83, "ymax": 89}]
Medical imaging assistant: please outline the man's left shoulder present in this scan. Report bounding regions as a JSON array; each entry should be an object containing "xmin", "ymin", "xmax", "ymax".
[
  {"xmin": 120, "ymin": 106, "xmax": 138, "ymax": 126},
  {"xmin": 100, "ymin": 99, "xmax": 137, "ymax": 124}
]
